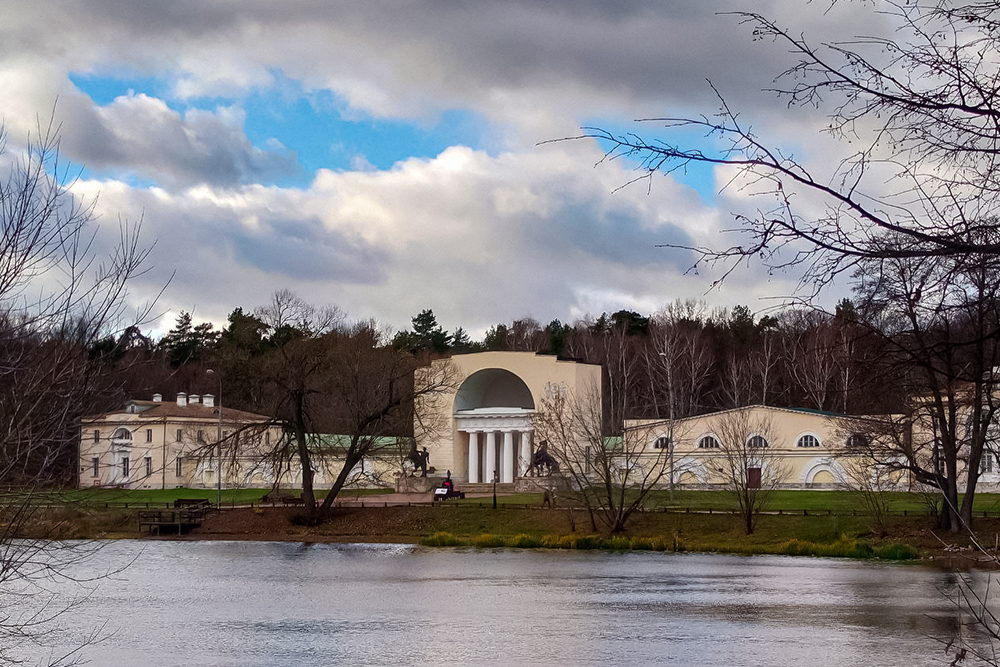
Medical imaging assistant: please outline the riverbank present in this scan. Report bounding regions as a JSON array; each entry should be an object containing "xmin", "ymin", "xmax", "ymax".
[
  {"xmin": 156, "ymin": 504, "xmax": 999, "ymax": 566},
  {"xmin": 17, "ymin": 489, "xmax": 1000, "ymax": 565}
]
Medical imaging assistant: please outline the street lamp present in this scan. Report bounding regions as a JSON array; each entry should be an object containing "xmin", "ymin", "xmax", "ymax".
[
  {"xmin": 207, "ymin": 369, "xmax": 223, "ymax": 507},
  {"xmin": 492, "ymin": 469, "xmax": 498, "ymax": 509}
]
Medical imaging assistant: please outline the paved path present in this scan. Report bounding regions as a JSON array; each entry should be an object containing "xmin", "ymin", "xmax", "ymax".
[{"xmin": 331, "ymin": 491, "xmax": 505, "ymax": 507}]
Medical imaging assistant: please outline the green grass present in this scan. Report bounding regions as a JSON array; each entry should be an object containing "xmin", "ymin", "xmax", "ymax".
[{"xmin": 418, "ymin": 529, "xmax": 919, "ymax": 561}]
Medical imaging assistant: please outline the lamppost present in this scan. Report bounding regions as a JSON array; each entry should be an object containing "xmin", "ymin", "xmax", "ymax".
[
  {"xmin": 207, "ymin": 369, "xmax": 222, "ymax": 507},
  {"xmin": 658, "ymin": 351, "xmax": 675, "ymax": 503},
  {"xmin": 492, "ymin": 469, "xmax": 498, "ymax": 509}
]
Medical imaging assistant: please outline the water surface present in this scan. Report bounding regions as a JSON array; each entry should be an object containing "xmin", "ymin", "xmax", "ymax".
[{"xmin": 14, "ymin": 541, "xmax": 984, "ymax": 666}]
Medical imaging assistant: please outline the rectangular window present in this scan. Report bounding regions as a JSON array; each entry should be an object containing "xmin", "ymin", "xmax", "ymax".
[
  {"xmin": 144, "ymin": 457, "xmax": 152, "ymax": 477},
  {"xmin": 265, "ymin": 431, "xmax": 270, "ymax": 446},
  {"xmin": 122, "ymin": 457, "xmax": 130, "ymax": 477},
  {"xmin": 176, "ymin": 456, "xmax": 183, "ymax": 477},
  {"xmin": 176, "ymin": 429, "xmax": 183, "ymax": 442},
  {"xmin": 94, "ymin": 429, "xmax": 100, "ymax": 443},
  {"xmin": 197, "ymin": 430, "xmax": 204, "ymax": 442},
  {"xmin": 146, "ymin": 429, "xmax": 153, "ymax": 443},
  {"xmin": 92, "ymin": 457, "xmax": 99, "ymax": 477}
]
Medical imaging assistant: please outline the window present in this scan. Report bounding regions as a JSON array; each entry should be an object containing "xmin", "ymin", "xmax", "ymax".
[
  {"xmin": 982, "ymin": 454, "xmax": 995, "ymax": 474},
  {"xmin": 698, "ymin": 435, "xmax": 719, "ymax": 449},
  {"xmin": 846, "ymin": 433, "xmax": 869, "ymax": 450},
  {"xmin": 265, "ymin": 431, "xmax": 271, "ymax": 446},
  {"xmin": 91, "ymin": 457, "xmax": 99, "ymax": 477},
  {"xmin": 176, "ymin": 456, "xmax": 183, "ymax": 477},
  {"xmin": 144, "ymin": 457, "xmax": 152, "ymax": 477},
  {"xmin": 94, "ymin": 430, "xmax": 100, "ymax": 443},
  {"xmin": 146, "ymin": 429, "xmax": 153, "ymax": 443},
  {"xmin": 748, "ymin": 435, "xmax": 769, "ymax": 449},
  {"xmin": 197, "ymin": 430, "xmax": 204, "ymax": 443},
  {"xmin": 653, "ymin": 437, "xmax": 671, "ymax": 449},
  {"xmin": 797, "ymin": 434, "xmax": 820, "ymax": 448},
  {"xmin": 176, "ymin": 429, "xmax": 183, "ymax": 442},
  {"xmin": 122, "ymin": 457, "xmax": 130, "ymax": 477}
]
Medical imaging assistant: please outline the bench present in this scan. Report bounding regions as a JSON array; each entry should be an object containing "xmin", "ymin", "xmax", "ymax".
[{"xmin": 262, "ymin": 492, "xmax": 305, "ymax": 506}]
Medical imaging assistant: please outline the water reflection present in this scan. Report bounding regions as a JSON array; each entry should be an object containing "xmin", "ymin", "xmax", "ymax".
[{"xmin": 12, "ymin": 541, "xmax": 992, "ymax": 666}]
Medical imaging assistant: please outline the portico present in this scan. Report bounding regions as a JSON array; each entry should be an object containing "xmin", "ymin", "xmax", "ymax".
[
  {"xmin": 420, "ymin": 351, "xmax": 602, "ymax": 485},
  {"xmin": 456, "ymin": 409, "xmax": 533, "ymax": 483}
]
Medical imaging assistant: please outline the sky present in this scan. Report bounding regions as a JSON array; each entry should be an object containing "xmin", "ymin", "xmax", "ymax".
[{"xmin": 0, "ymin": 1, "xmax": 886, "ymax": 338}]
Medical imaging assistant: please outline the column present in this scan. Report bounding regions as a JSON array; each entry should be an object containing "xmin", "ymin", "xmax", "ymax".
[
  {"xmin": 502, "ymin": 430, "xmax": 514, "ymax": 483},
  {"xmin": 485, "ymin": 431, "xmax": 497, "ymax": 483},
  {"xmin": 519, "ymin": 430, "xmax": 532, "ymax": 477},
  {"xmin": 468, "ymin": 431, "xmax": 480, "ymax": 483}
]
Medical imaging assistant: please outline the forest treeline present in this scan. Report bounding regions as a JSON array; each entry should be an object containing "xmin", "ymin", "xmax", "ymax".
[{"xmin": 112, "ymin": 293, "xmax": 898, "ymax": 431}]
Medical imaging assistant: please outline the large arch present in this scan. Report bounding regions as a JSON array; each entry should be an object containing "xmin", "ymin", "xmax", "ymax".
[
  {"xmin": 799, "ymin": 457, "xmax": 847, "ymax": 485},
  {"xmin": 454, "ymin": 368, "xmax": 534, "ymax": 412}
]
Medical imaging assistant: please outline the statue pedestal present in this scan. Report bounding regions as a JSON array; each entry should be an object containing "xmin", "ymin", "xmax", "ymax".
[{"xmin": 395, "ymin": 474, "xmax": 443, "ymax": 493}]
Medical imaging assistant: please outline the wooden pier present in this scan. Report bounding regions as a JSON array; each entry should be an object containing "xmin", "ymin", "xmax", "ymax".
[{"xmin": 138, "ymin": 499, "xmax": 211, "ymax": 535}]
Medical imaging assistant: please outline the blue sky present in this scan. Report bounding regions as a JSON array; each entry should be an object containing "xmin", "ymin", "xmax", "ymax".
[
  {"xmin": 70, "ymin": 71, "xmax": 494, "ymax": 187},
  {"xmin": 0, "ymin": 1, "xmax": 873, "ymax": 336}
]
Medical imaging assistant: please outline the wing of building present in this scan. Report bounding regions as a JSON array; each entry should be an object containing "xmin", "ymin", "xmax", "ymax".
[{"xmin": 79, "ymin": 393, "xmax": 281, "ymax": 490}]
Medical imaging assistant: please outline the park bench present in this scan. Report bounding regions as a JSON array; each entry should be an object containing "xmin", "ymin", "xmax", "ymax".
[{"xmin": 261, "ymin": 491, "xmax": 305, "ymax": 506}]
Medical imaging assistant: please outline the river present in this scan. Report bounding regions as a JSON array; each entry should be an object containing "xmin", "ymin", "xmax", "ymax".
[{"xmin": 11, "ymin": 540, "xmax": 990, "ymax": 666}]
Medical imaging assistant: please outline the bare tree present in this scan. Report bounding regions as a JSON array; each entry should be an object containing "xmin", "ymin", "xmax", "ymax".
[
  {"xmin": 533, "ymin": 379, "xmax": 674, "ymax": 533},
  {"xmin": 707, "ymin": 408, "xmax": 788, "ymax": 535},
  {"xmin": 571, "ymin": 5, "xmax": 1000, "ymax": 283},
  {"xmin": 848, "ymin": 236, "xmax": 1000, "ymax": 532},
  {"xmin": 0, "ymin": 119, "xmax": 154, "ymax": 662},
  {"xmin": 225, "ymin": 306, "xmax": 458, "ymax": 522}
]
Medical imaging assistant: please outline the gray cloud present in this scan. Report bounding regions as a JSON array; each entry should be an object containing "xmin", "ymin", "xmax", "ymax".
[{"xmin": 58, "ymin": 95, "xmax": 297, "ymax": 187}]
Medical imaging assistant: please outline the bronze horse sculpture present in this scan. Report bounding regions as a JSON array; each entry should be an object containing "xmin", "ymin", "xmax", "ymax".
[{"xmin": 526, "ymin": 441, "xmax": 560, "ymax": 477}]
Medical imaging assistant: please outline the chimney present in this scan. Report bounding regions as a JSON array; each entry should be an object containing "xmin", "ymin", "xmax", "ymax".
[
  {"xmin": 176, "ymin": 392, "xmax": 187, "ymax": 407},
  {"xmin": 152, "ymin": 393, "xmax": 162, "ymax": 403},
  {"xmin": 203, "ymin": 394, "xmax": 215, "ymax": 408},
  {"xmin": 189, "ymin": 394, "xmax": 200, "ymax": 405}
]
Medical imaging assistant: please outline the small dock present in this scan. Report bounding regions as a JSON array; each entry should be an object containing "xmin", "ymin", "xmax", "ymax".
[{"xmin": 139, "ymin": 499, "xmax": 211, "ymax": 535}]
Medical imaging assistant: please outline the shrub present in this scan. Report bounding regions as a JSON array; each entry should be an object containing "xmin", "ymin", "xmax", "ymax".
[
  {"xmin": 573, "ymin": 536, "xmax": 602, "ymax": 550},
  {"xmin": 420, "ymin": 531, "xmax": 464, "ymax": 547},
  {"xmin": 507, "ymin": 534, "xmax": 542, "ymax": 548},
  {"xmin": 605, "ymin": 536, "xmax": 632, "ymax": 551},
  {"xmin": 474, "ymin": 533, "xmax": 507, "ymax": 548}
]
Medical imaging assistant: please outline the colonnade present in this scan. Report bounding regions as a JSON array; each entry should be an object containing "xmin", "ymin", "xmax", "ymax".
[{"xmin": 463, "ymin": 428, "xmax": 532, "ymax": 483}]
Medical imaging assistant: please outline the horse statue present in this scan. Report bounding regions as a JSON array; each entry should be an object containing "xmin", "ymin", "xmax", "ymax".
[
  {"xmin": 526, "ymin": 441, "xmax": 560, "ymax": 477},
  {"xmin": 405, "ymin": 442, "xmax": 431, "ymax": 477}
]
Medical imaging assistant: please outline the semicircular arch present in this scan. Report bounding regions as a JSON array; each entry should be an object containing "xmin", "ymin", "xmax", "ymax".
[{"xmin": 455, "ymin": 368, "xmax": 534, "ymax": 412}]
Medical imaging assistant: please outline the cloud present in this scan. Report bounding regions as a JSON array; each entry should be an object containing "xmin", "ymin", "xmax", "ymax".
[
  {"xmin": 69, "ymin": 94, "xmax": 296, "ymax": 187},
  {"xmin": 72, "ymin": 141, "xmax": 750, "ymax": 335},
  {"xmin": 0, "ymin": 0, "xmax": 884, "ymax": 336}
]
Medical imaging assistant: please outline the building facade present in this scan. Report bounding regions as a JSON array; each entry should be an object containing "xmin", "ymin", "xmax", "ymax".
[
  {"xmin": 78, "ymin": 393, "xmax": 281, "ymax": 490},
  {"xmin": 420, "ymin": 351, "xmax": 602, "ymax": 484}
]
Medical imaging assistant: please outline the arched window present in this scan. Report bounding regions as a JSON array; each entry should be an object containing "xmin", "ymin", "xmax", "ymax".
[
  {"xmin": 698, "ymin": 435, "xmax": 720, "ymax": 449},
  {"xmin": 653, "ymin": 436, "xmax": 671, "ymax": 449},
  {"xmin": 797, "ymin": 434, "xmax": 820, "ymax": 448},
  {"xmin": 748, "ymin": 435, "xmax": 769, "ymax": 449},
  {"xmin": 111, "ymin": 428, "xmax": 133, "ymax": 448}
]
